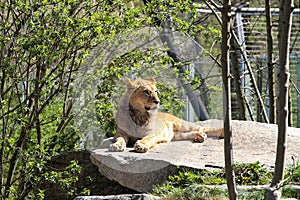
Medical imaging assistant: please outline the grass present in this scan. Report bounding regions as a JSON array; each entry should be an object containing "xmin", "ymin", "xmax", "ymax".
[
  {"xmin": 152, "ymin": 184, "xmax": 266, "ymax": 200},
  {"xmin": 151, "ymin": 162, "xmax": 300, "ymax": 200}
]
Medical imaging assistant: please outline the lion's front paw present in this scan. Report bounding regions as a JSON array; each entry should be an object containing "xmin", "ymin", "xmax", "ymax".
[
  {"xmin": 193, "ymin": 132, "xmax": 207, "ymax": 143},
  {"xmin": 109, "ymin": 142, "xmax": 126, "ymax": 152},
  {"xmin": 219, "ymin": 128, "xmax": 224, "ymax": 139},
  {"xmin": 134, "ymin": 140, "xmax": 149, "ymax": 153}
]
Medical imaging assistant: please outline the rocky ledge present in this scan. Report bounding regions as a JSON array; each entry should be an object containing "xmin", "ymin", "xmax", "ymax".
[
  {"xmin": 74, "ymin": 194, "xmax": 159, "ymax": 200},
  {"xmin": 91, "ymin": 119, "xmax": 300, "ymax": 192}
]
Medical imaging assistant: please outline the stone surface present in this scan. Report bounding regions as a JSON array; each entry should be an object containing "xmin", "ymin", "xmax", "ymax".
[
  {"xmin": 91, "ymin": 119, "xmax": 300, "ymax": 192},
  {"xmin": 74, "ymin": 194, "xmax": 159, "ymax": 200}
]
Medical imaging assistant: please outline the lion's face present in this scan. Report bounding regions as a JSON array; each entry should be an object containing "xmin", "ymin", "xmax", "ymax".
[{"xmin": 127, "ymin": 78, "xmax": 160, "ymax": 112}]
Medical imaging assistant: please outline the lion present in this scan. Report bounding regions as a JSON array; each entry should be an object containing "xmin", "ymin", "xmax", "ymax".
[{"xmin": 109, "ymin": 77, "xmax": 224, "ymax": 153}]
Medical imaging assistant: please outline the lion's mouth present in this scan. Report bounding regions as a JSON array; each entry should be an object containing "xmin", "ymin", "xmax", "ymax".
[{"xmin": 145, "ymin": 106, "xmax": 158, "ymax": 111}]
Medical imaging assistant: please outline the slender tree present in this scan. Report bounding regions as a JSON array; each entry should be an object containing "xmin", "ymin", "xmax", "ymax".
[
  {"xmin": 142, "ymin": 0, "xmax": 210, "ymax": 121},
  {"xmin": 231, "ymin": 30, "xmax": 270, "ymax": 123},
  {"xmin": 159, "ymin": 22, "xmax": 210, "ymax": 120},
  {"xmin": 230, "ymin": 37, "xmax": 247, "ymax": 120},
  {"xmin": 265, "ymin": 0, "xmax": 294, "ymax": 199},
  {"xmin": 265, "ymin": 0, "xmax": 276, "ymax": 124},
  {"xmin": 221, "ymin": 0, "xmax": 238, "ymax": 199}
]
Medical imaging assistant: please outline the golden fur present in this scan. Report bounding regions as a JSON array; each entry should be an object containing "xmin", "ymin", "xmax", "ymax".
[{"xmin": 109, "ymin": 77, "xmax": 224, "ymax": 153}]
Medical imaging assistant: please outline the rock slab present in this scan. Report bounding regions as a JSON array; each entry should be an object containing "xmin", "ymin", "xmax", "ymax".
[
  {"xmin": 91, "ymin": 120, "xmax": 300, "ymax": 192},
  {"xmin": 74, "ymin": 194, "xmax": 159, "ymax": 200}
]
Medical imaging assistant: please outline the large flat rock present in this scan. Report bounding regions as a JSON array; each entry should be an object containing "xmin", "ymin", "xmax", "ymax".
[
  {"xmin": 90, "ymin": 119, "xmax": 300, "ymax": 192},
  {"xmin": 74, "ymin": 194, "xmax": 159, "ymax": 200}
]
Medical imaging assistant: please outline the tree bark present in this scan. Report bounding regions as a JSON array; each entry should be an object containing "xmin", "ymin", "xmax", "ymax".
[
  {"xmin": 265, "ymin": 0, "xmax": 276, "ymax": 124},
  {"xmin": 265, "ymin": 0, "xmax": 294, "ymax": 199},
  {"xmin": 288, "ymin": 89, "xmax": 293, "ymax": 126},
  {"xmin": 221, "ymin": 0, "xmax": 238, "ymax": 199},
  {"xmin": 230, "ymin": 37, "xmax": 247, "ymax": 120},
  {"xmin": 231, "ymin": 30, "xmax": 270, "ymax": 123},
  {"xmin": 160, "ymin": 25, "xmax": 210, "ymax": 120}
]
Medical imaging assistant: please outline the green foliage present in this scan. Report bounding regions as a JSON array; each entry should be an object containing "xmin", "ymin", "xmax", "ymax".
[
  {"xmin": 0, "ymin": 0, "xmax": 142, "ymax": 198},
  {"xmin": 152, "ymin": 162, "xmax": 300, "ymax": 199},
  {"xmin": 39, "ymin": 160, "xmax": 84, "ymax": 198},
  {"xmin": 166, "ymin": 162, "xmax": 273, "ymax": 187},
  {"xmin": 285, "ymin": 162, "xmax": 300, "ymax": 184},
  {"xmin": 282, "ymin": 186, "xmax": 300, "ymax": 199},
  {"xmin": 153, "ymin": 184, "xmax": 267, "ymax": 200},
  {"xmin": 291, "ymin": 166, "xmax": 300, "ymax": 183},
  {"xmin": 156, "ymin": 83, "xmax": 184, "ymax": 116},
  {"xmin": 234, "ymin": 162, "xmax": 272, "ymax": 185},
  {"xmin": 0, "ymin": 0, "xmax": 224, "ymax": 198},
  {"xmin": 42, "ymin": 160, "xmax": 81, "ymax": 191},
  {"xmin": 152, "ymin": 184, "xmax": 228, "ymax": 200},
  {"xmin": 151, "ymin": 168, "xmax": 225, "ymax": 198},
  {"xmin": 167, "ymin": 169, "xmax": 226, "ymax": 188}
]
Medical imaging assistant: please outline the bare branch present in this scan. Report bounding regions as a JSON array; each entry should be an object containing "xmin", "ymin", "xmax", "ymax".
[{"xmin": 231, "ymin": 29, "xmax": 270, "ymax": 123}]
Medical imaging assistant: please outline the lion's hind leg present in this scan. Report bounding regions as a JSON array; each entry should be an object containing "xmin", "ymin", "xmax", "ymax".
[
  {"xmin": 202, "ymin": 127, "xmax": 224, "ymax": 138},
  {"xmin": 172, "ymin": 120, "xmax": 207, "ymax": 142},
  {"xmin": 172, "ymin": 130, "xmax": 207, "ymax": 143}
]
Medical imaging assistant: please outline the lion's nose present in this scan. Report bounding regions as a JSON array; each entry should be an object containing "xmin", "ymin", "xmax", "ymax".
[{"xmin": 153, "ymin": 100, "xmax": 160, "ymax": 104}]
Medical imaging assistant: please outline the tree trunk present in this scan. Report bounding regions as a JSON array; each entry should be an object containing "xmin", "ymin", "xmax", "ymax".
[
  {"xmin": 265, "ymin": 0, "xmax": 276, "ymax": 124},
  {"xmin": 288, "ymin": 89, "xmax": 293, "ymax": 126},
  {"xmin": 194, "ymin": 33, "xmax": 210, "ymax": 114},
  {"xmin": 230, "ymin": 36, "xmax": 247, "ymax": 120},
  {"xmin": 221, "ymin": 0, "xmax": 238, "ymax": 199},
  {"xmin": 142, "ymin": 1, "xmax": 210, "ymax": 121},
  {"xmin": 160, "ymin": 22, "xmax": 210, "ymax": 120},
  {"xmin": 265, "ymin": 0, "xmax": 294, "ymax": 199},
  {"xmin": 231, "ymin": 30, "xmax": 270, "ymax": 123}
]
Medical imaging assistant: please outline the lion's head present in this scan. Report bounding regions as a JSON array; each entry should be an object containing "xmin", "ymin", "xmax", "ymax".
[
  {"xmin": 116, "ymin": 78, "xmax": 160, "ymax": 135},
  {"xmin": 126, "ymin": 77, "xmax": 160, "ymax": 113}
]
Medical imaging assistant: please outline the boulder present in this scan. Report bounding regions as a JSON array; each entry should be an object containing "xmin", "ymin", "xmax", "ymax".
[
  {"xmin": 74, "ymin": 194, "xmax": 159, "ymax": 200},
  {"xmin": 91, "ymin": 119, "xmax": 300, "ymax": 192},
  {"xmin": 36, "ymin": 150, "xmax": 136, "ymax": 200}
]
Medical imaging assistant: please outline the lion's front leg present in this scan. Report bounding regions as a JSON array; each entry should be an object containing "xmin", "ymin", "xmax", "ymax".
[
  {"xmin": 134, "ymin": 140, "xmax": 150, "ymax": 153},
  {"xmin": 109, "ymin": 136, "xmax": 127, "ymax": 152},
  {"xmin": 109, "ymin": 127, "xmax": 129, "ymax": 152},
  {"xmin": 134, "ymin": 132, "xmax": 170, "ymax": 153}
]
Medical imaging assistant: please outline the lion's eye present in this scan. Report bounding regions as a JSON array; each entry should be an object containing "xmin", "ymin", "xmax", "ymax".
[{"xmin": 144, "ymin": 90, "xmax": 151, "ymax": 96}]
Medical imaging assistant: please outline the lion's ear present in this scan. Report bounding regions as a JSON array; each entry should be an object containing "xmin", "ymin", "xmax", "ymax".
[
  {"xmin": 147, "ymin": 77, "xmax": 156, "ymax": 84},
  {"xmin": 125, "ymin": 77, "xmax": 135, "ymax": 89}
]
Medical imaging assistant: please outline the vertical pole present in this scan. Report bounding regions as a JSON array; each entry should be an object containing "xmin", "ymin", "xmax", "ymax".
[
  {"xmin": 236, "ymin": 12, "xmax": 251, "ymax": 120},
  {"xmin": 257, "ymin": 58, "xmax": 263, "ymax": 122},
  {"xmin": 297, "ymin": 58, "xmax": 300, "ymax": 127},
  {"xmin": 184, "ymin": 64, "xmax": 195, "ymax": 121}
]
